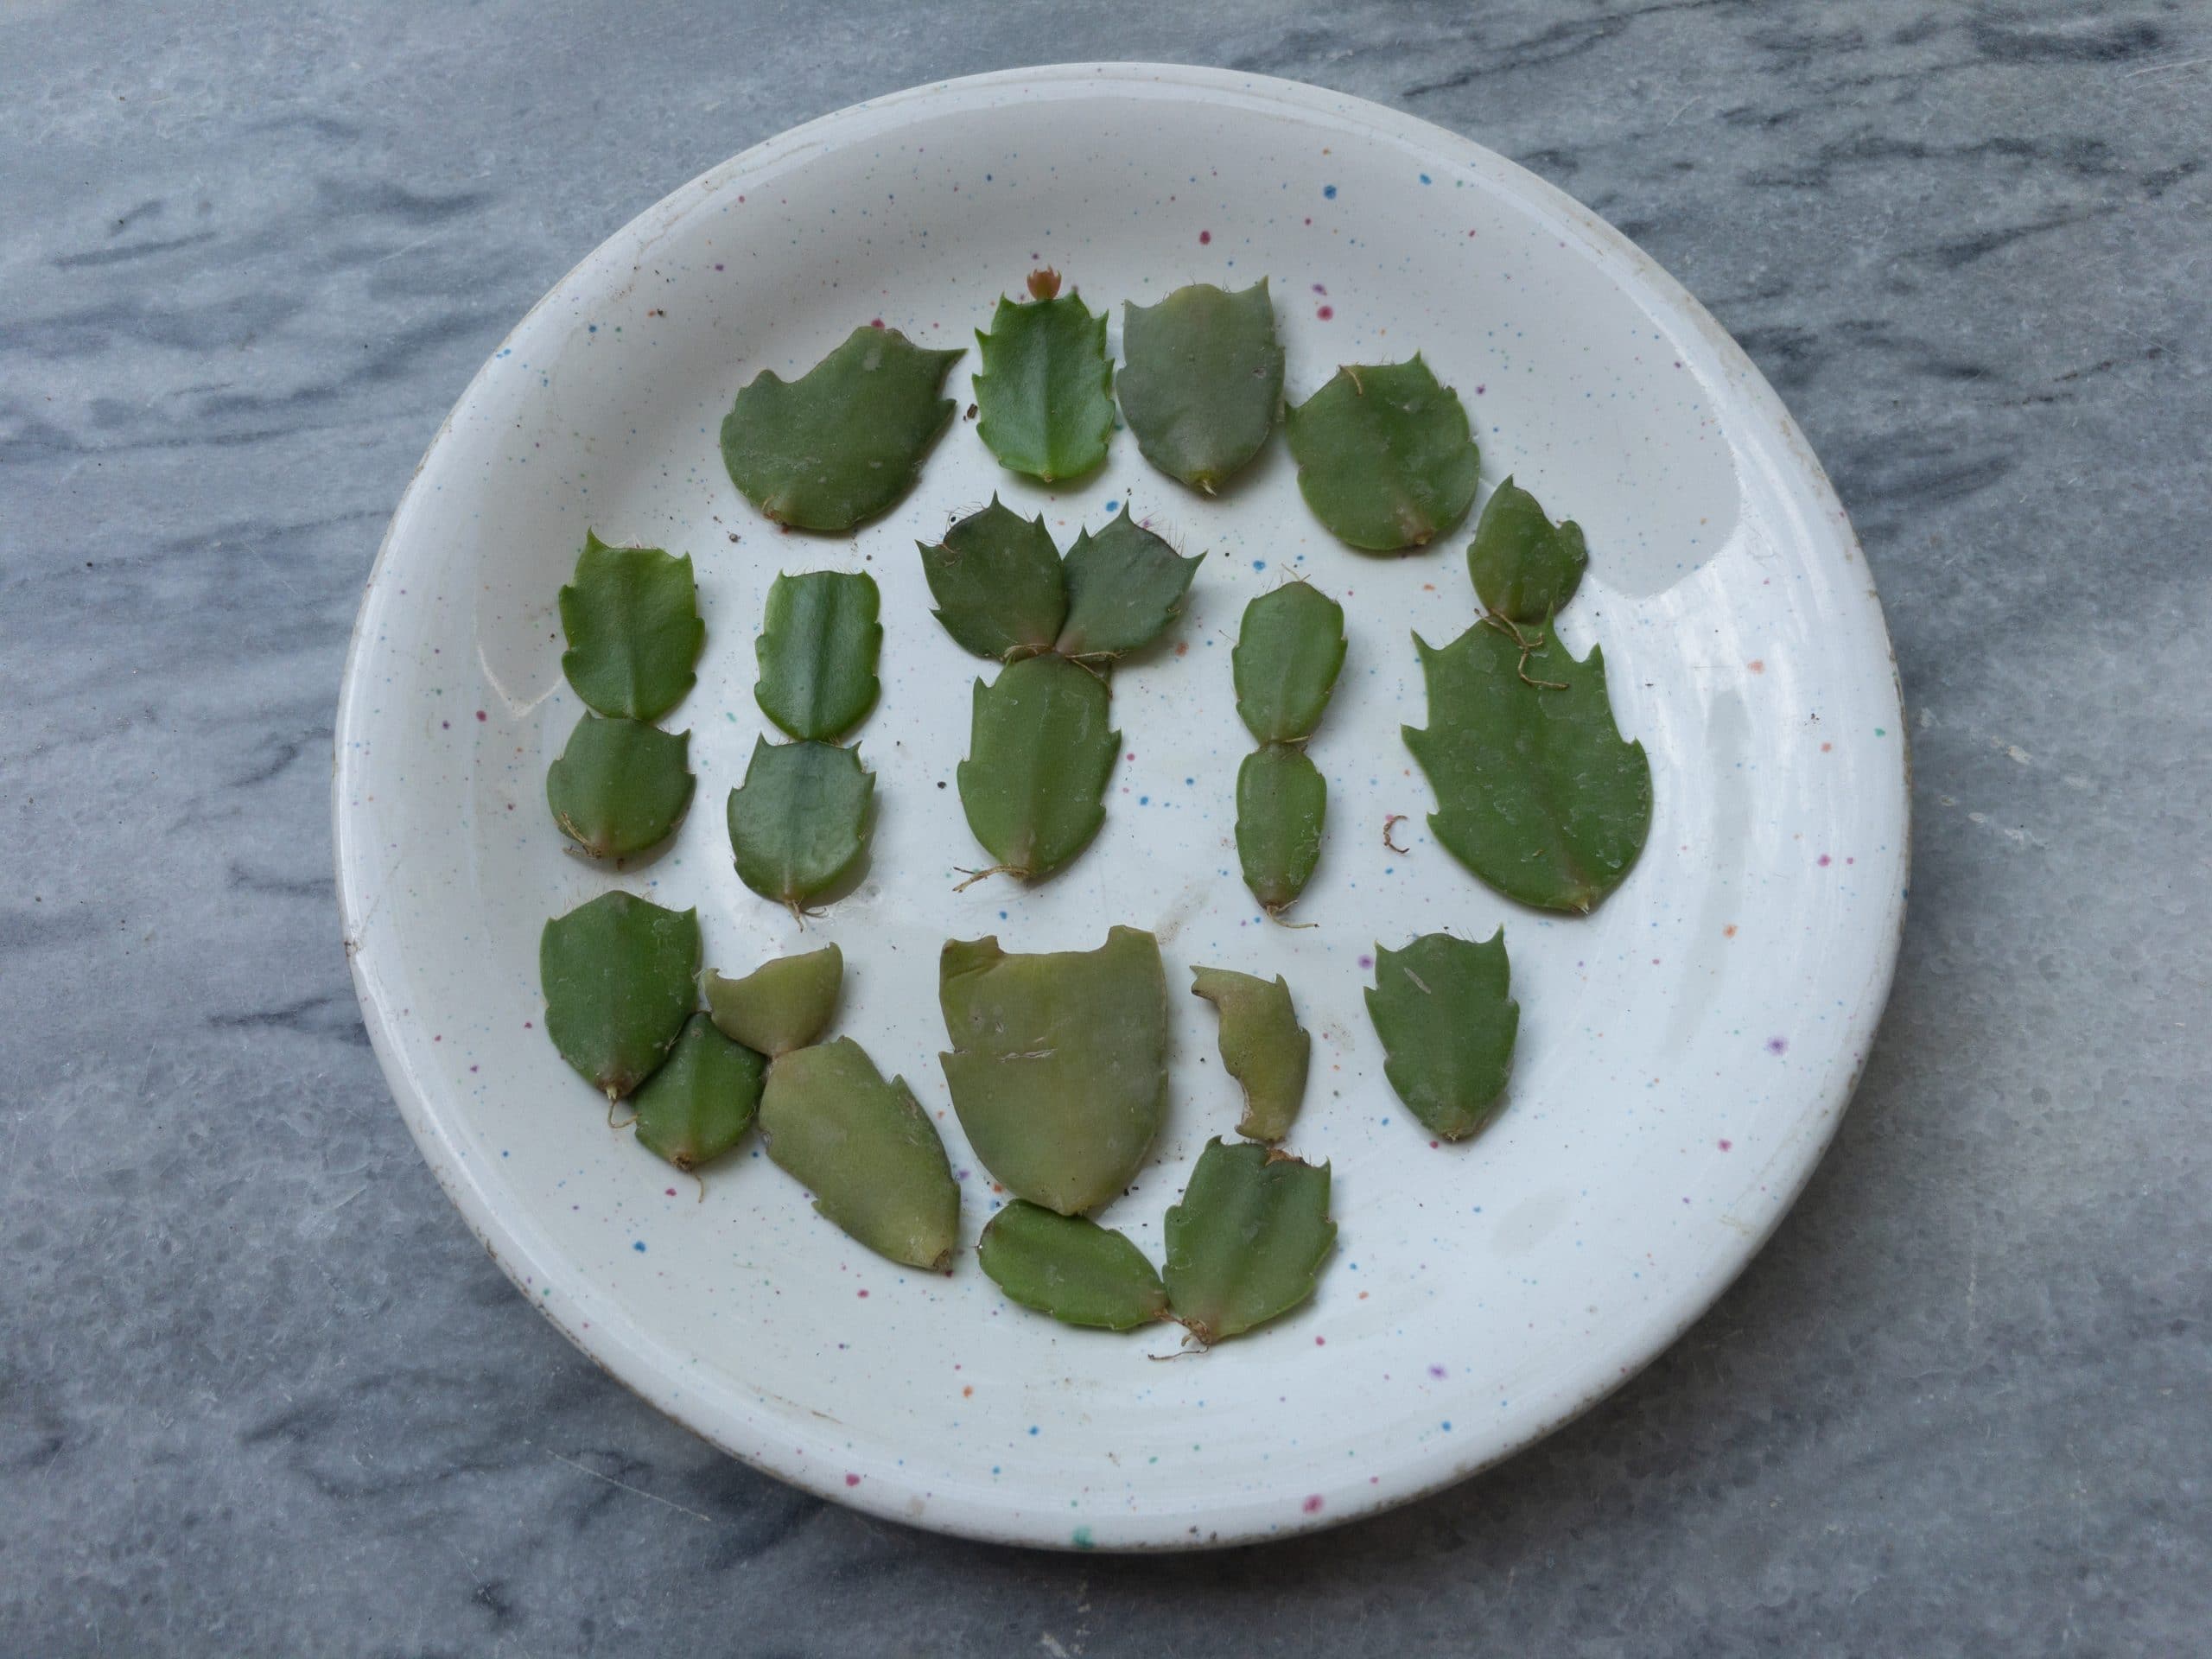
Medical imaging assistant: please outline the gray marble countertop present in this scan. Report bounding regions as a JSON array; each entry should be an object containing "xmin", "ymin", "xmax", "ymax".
[{"xmin": 4, "ymin": 3, "xmax": 2207, "ymax": 1653}]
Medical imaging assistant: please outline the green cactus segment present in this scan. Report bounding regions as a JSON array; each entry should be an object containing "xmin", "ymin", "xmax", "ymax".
[
  {"xmin": 753, "ymin": 570, "xmax": 882, "ymax": 741},
  {"xmin": 957, "ymin": 654, "xmax": 1118, "ymax": 880},
  {"xmin": 1404, "ymin": 624, "xmax": 1651, "ymax": 913},
  {"xmin": 1235, "ymin": 744, "xmax": 1326, "ymax": 913},
  {"xmin": 1232, "ymin": 582, "xmax": 1346, "ymax": 745},
  {"xmin": 1116, "ymin": 278, "xmax": 1285, "ymax": 492},
  {"xmin": 704, "ymin": 944, "xmax": 843, "ymax": 1058},
  {"xmin": 938, "ymin": 926, "xmax": 1168, "ymax": 1217},
  {"xmin": 1467, "ymin": 476, "xmax": 1588, "ymax": 625},
  {"xmin": 1163, "ymin": 1139, "xmax": 1336, "ymax": 1344},
  {"xmin": 545, "ymin": 715, "xmax": 695, "ymax": 859},
  {"xmin": 976, "ymin": 1201, "xmax": 1169, "ymax": 1331},
  {"xmin": 631, "ymin": 1014, "xmax": 767, "ymax": 1172},
  {"xmin": 1363, "ymin": 930, "xmax": 1519, "ymax": 1141},
  {"xmin": 1284, "ymin": 356, "xmax": 1480, "ymax": 552},
  {"xmin": 1054, "ymin": 510, "xmax": 1204, "ymax": 661},
  {"xmin": 919, "ymin": 499, "xmax": 1070, "ymax": 662},
  {"xmin": 759, "ymin": 1037, "xmax": 960, "ymax": 1270},
  {"xmin": 726, "ymin": 738, "xmax": 874, "ymax": 911},
  {"xmin": 1189, "ymin": 967, "xmax": 1311, "ymax": 1143},
  {"xmin": 539, "ymin": 892, "xmax": 702, "ymax": 1100},
  {"xmin": 720, "ymin": 325, "xmax": 963, "ymax": 531},
  {"xmin": 973, "ymin": 289, "xmax": 1115, "ymax": 483},
  {"xmin": 558, "ymin": 534, "xmax": 705, "ymax": 721}
]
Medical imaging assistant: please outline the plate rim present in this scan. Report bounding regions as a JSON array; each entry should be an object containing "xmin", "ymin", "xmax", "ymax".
[{"xmin": 334, "ymin": 60, "xmax": 1910, "ymax": 1551}]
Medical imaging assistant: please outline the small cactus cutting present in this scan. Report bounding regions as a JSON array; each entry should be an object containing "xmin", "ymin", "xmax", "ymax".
[
  {"xmin": 1190, "ymin": 967, "xmax": 1311, "ymax": 1144},
  {"xmin": 921, "ymin": 501, "xmax": 1201, "ymax": 884},
  {"xmin": 550, "ymin": 534, "xmax": 704, "ymax": 860},
  {"xmin": 1405, "ymin": 476, "xmax": 1650, "ymax": 914},
  {"xmin": 1230, "ymin": 582, "xmax": 1346, "ymax": 917},
  {"xmin": 1364, "ymin": 930, "xmax": 1520, "ymax": 1141},
  {"xmin": 728, "ymin": 570, "xmax": 882, "ymax": 915}
]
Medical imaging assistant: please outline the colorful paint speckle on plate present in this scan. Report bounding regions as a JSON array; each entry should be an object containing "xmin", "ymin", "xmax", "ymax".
[{"xmin": 336, "ymin": 64, "xmax": 1906, "ymax": 1552}]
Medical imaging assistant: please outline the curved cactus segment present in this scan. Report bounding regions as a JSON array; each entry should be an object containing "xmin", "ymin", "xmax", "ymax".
[
  {"xmin": 1190, "ymin": 967, "xmax": 1310, "ymax": 1143},
  {"xmin": 977, "ymin": 1201, "xmax": 1169, "ymax": 1331},
  {"xmin": 1283, "ymin": 356, "xmax": 1480, "ymax": 552},
  {"xmin": 726, "ymin": 737, "xmax": 874, "ymax": 910},
  {"xmin": 973, "ymin": 286, "xmax": 1115, "ymax": 483},
  {"xmin": 1163, "ymin": 1138, "xmax": 1335, "ymax": 1344},
  {"xmin": 1232, "ymin": 582, "xmax": 1346, "ymax": 745},
  {"xmin": 558, "ymin": 533, "xmax": 704, "ymax": 721},
  {"xmin": 631, "ymin": 1013, "xmax": 767, "ymax": 1172},
  {"xmin": 539, "ymin": 892, "xmax": 701, "ymax": 1100},
  {"xmin": 545, "ymin": 715, "xmax": 695, "ymax": 859},
  {"xmin": 1054, "ymin": 509, "xmax": 1203, "ymax": 661},
  {"xmin": 1363, "ymin": 930, "xmax": 1518, "ymax": 1141},
  {"xmin": 918, "ymin": 499, "xmax": 1069, "ymax": 661},
  {"xmin": 720, "ymin": 325, "xmax": 963, "ymax": 531},
  {"xmin": 956, "ymin": 654, "xmax": 1117, "ymax": 880},
  {"xmin": 1467, "ymin": 476, "xmax": 1587, "ymax": 625},
  {"xmin": 759, "ymin": 1037, "xmax": 960, "ymax": 1270},
  {"xmin": 753, "ymin": 570, "xmax": 882, "ymax": 741},
  {"xmin": 1116, "ymin": 278, "xmax": 1284, "ymax": 492},
  {"xmin": 1404, "ymin": 624, "xmax": 1651, "ymax": 912},
  {"xmin": 704, "ymin": 944, "xmax": 843, "ymax": 1058},
  {"xmin": 938, "ymin": 926, "xmax": 1168, "ymax": 1217},
  {"xmin": 1235, "ymin": 743, "xmax": 1326, "ymax": 913}
]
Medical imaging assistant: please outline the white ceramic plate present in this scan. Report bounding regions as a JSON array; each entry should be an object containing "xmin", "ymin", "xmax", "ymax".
[{"xmin": 336, "ymin": 64, "xmax": 1906, "ymax": 1550}]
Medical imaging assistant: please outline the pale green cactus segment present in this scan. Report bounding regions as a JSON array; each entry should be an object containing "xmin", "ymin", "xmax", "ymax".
[
  {"xmin": 1234, "ymin": 743, "xmax": 1326, "ymax": 914},
  {"xmin": 1054, "ymin": 509, "xmax": 1203, "ymax": 661},
  {"xmin": 1284, "ymin": 356, "xmax": 1480, "ymax": 552},
  {"xmin": 1363, "ymin": 930, "xmax": 1519, "ymax": 1141},
  {"xmin": 759, "ymin": 1037, "xmax": 960, "ymax": 1271},
  {"xmin": 938, "ymin": 926, "xmax": 1168, "ymax": 1217},
  {"xmin": 956, "ymin": 653, "xmax": 1118, "ymax": 881},
  {"xmin": 1466, "ymin": 475, "xmax": 1587, "ymax": 625},
  {"xmin": 539, "ymin": 892, "xmax": 701, "ymax": 1101},
  {"xmin": 725, "ymin": 737, "xmax": 874, "ymax": 912},
  {"xmin": 973, "ymin": 281, "xmax": 1115, "ymax": 483},
  {"xmin": 558, "ymin": 533, "xmax": 704, "ymax": 721},
  {"xmin": 1404, "ymin": 623, "xmax": 1650, "ymax": 913},
  {"xmin": 1189, "ymin": 967, "xmax": 1310, "ymax": 1143},
  {"xmin": 704, "ymin": 944, "xmax": 843, "ymax": 1058},
  {"xmin": 753, "ymin": 570, "xmax": 882, "ymax": 742},
  {"xmin": 720, "ymin": 325, "xmax": 963, "ymax": 531},
  {"xmin": 545, "ymin": 715, "xmax": 695, "ymax": 860},
  {"xmin": 631, "ymin": 1014, "xmax": 767, "ymax": 1172},
  {"xmin": 1163, "ymin": 1138, "xmax": 1336, "ymax": 1344},
  {"xmin": 918, "ymin": 499, "xmax": 1068, "ymax": 661},
  {"xmin": 1116, "ymin": 278, "xmax": 1284, "ymax": 493},
  {"xmin": 976, "ymin": 1201, "xmax": 1169, "ymax": 1331},
  {"xmin": 1232, "ymin": 581, "xmax": 1345, "ymax": 745}
]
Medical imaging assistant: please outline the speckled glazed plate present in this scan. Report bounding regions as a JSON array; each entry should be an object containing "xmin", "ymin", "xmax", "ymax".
[{"xmin": 335, "ymin": 64, "xmax": 1906, "ymax": 1549}]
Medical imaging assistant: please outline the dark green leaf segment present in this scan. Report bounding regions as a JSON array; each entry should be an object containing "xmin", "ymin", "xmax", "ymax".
[
  {"xmin": 1285, "ymin": 356, "xmax": 1479, "ymax": 552},
  {"xmin": 919, "ymin": 501, "xmax": 1201, "ymax": 883},
  {"xmin": 973, "ymin": 270, "xmax": 1115, "ymax": 484},
  {"xmin": 1117, "ymin": 278, "xmax": 1284, "ymax": 493},
  {"xmin": 728, "ymin": 571, "xmax": 883, "ymax": 913},
  {"xmin": 1163, "ymin": 1139, "xmax": 1335, "ymax": 1344},
  {"xmin": 721, "ymin": 326, "xmax": 962, "ymax": 531},
  {"xmin": 1363, "ymin": 930, "xmax": 1518, "ymax": 1141},
  {"xmin": 1230, "ymin": 582, "xmax": 1345, "ymax": 915},
  {"xmin": 540, "ymin": 892, "xmax": 701, "ymax": 1101}
]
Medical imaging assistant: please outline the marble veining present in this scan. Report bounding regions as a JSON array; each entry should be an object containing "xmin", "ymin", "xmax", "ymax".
[{"xmin": 1, "ymin": 1, "xmax": 2205, "ymax": 1652}]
